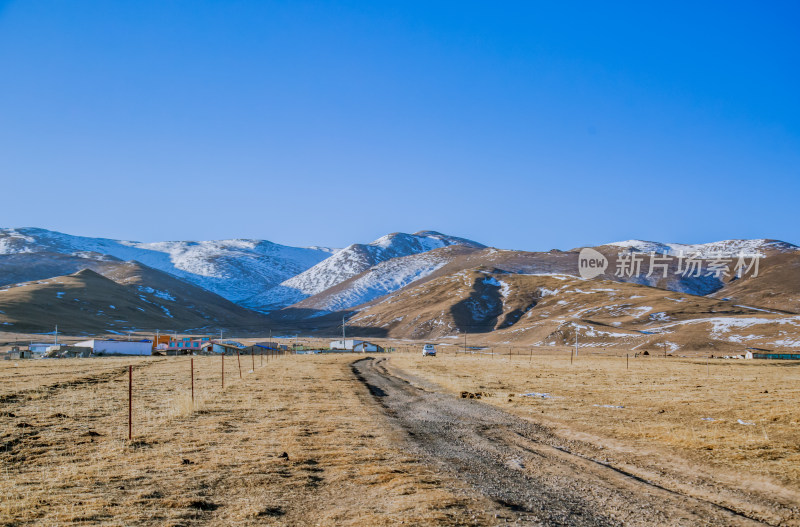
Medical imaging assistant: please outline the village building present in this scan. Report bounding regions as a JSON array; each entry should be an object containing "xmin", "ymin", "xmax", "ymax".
[
  {"xmin": 73, "ymin": 339, "xmax": 152, "ymax": 356},
  {"xmin": 329, "ymin": 339, "xmax": 383, "ymax": 352},
  {"xmin": 749, "ymin": 351, "xmax": 800, "ymax": 360},
  {"xmin": 29, "ymin": 342, "xmax": 54, "ymax": 354},
  {"xmin": 254, "ymin": 341, "xmax": 288, "ymax": 352},
  {"xmin": 201, "ymin": 340, "xmax": 247, "ymax": 354},
  {"xmin": 165, "ymin": 336, "xmax": 211, "ymax": 353}
]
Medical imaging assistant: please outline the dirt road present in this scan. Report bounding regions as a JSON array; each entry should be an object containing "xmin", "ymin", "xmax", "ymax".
[{"xmin": 352, "ymin": 357, "xmax": 784, "ymax": 526}]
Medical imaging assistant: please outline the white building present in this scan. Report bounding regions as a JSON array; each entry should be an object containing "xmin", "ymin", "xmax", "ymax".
[
  {"xmin": 329, "ymin": 339, "xmax": 382, "ymax": 352},
  {"xmin": 73, "ymin": 339, "xmax": 152, "ymax": 356}
]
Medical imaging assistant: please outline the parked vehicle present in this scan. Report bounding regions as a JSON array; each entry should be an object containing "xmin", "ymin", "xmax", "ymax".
[{"xmin": 422, "ymin": 344, "xmax": 436, "ymax": 357}]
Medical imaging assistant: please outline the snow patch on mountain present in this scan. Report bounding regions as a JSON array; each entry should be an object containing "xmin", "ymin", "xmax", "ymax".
[
  {"xmin": 306, "ymin": 254, "xmax": 449, "ymax": 313},
  {"xmin": 137, "ymin": 286, "xmax": 176, "ymax": 301},
  {"xmin": 244, "ymin": 231, "xmax": 483, "ymax": 311},
  {"xmin": 608, "ymin": 239, "xmax": 798, "ymax": 257}
]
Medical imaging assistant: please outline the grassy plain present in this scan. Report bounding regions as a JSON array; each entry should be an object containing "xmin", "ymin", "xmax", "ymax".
[
  {"xmin": 0, "ymin": 353, "xmax": 492, "ymax": 526},
  {"xmin": 3, "ymin": 347, "xmax": 799, "ymax": 525},
  {"xmin": 391, "ymin": 348, "xmax": 800, "ymax": 491}
]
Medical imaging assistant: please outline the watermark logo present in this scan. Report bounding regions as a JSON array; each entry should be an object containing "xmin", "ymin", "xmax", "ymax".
[
  {"xmin": 578, "ymin": 248, "xmax": 608, "ymax": 279},
  {"xmin": 614, "ymin": 251, "xmax": 761, "ymax": 279},
  {"xmin": 577, "ymin": 249, "xmax": 763, "ymax": 280}
]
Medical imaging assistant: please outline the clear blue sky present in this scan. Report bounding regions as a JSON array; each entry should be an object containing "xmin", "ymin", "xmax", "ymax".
[{"xmin": 1, "ymin": 1, "xmax": 798, "ymax": 250}]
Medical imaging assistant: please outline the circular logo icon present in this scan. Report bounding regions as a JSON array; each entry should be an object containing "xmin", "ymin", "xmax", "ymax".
[{"xmin": 578, "ymin": 248, "xmax": 608, "ymax": 279}]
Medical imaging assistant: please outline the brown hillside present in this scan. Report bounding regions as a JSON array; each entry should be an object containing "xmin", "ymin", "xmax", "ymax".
[
  {"xmin": 346, "ymin": 268, "xmax": 800, "ymax": 354},
  {"xmin": 0, "ymin": 267, "xmax": 269, "ymax": 334},
  {"xmin": 709, "ymin": 251, "xmax": 800, "ymax": 312}
]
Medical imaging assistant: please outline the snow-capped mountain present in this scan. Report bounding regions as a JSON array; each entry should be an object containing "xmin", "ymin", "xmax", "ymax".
[
  {"xmin": 605, "ymin": 239, "xmax": 798, "ymax": 257},
  {"xmin": 3, "ymin": 227, "xmax": 799, "ymax": 331},
  {"xmin": 292, "ymin": 251, "xmax": 453, "ymax": 315},
  {"xmin": 244, "ymin": 231, "xmax": 485, "ymax": 312},
  {"xmin": 0, "ymin": 228, "xmax": 334, "ymax": 303}
]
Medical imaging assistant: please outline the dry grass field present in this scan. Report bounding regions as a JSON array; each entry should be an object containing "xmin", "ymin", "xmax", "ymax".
[
  {"xmin": 3, "ymin": 346, "xmax": 799, "ymax": 525},
  {"xmin": 390, "ymin": 348, "xmax": 800, "ymax": 493},
  {"xmin": 0, "ymin": 353, "xmax": 496, "ymax": 526}
]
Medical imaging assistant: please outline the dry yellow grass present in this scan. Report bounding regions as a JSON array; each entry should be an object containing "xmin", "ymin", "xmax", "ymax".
[
  {"xmin": 0, "ymin": 353, "xmax": 495, "ymax": 526},
  {"xmin": 4, "ymin": 347, "xmax": 798, "ymax": 525},
  {"xmin": 390, "ymin": 348, "xmax": 800, "ymax": 490}
]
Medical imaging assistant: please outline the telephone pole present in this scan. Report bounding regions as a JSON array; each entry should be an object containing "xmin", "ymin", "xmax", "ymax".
[{"xmin": 574, "ymin": 325, "xmax": 578, "ymax": 357}]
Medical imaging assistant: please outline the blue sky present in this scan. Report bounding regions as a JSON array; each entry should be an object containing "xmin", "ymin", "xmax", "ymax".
[{"xmin": 1, "ymin": 1, "xmax": 798, "ymax": 250}]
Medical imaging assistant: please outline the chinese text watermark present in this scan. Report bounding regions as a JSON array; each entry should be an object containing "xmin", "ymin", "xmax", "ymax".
[{"xmin": 579, "ymin": 250, "xmax": 762, "ymax": 279}]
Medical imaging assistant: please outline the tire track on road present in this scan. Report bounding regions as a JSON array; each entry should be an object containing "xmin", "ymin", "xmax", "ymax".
[{"xmin": 352, "ymin": 357, "xmax": 773, "ymax": 526}]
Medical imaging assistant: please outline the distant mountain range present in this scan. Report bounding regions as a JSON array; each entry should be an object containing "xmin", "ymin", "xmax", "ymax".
[
  {"xmin": 243, "ymin": 231, "xmax": 485, "ymax": 312},
  {"xmin": 0, "ymin": 227, "xmax": 333, "ymax": 303},
  {"xmin": 1, "ymin": 227, "xmax": 798, "ymax": 352}
]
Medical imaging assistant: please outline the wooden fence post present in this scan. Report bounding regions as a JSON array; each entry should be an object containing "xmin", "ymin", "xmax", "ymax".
[{"xmin": 128, "ymin": 365, "xmax": 132, "ymax": 440}]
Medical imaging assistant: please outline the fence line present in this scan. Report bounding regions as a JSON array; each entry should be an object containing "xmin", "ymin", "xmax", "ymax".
[{"xmin": 123, "ymin": 347, "xmax": 294, "ymax": 440}]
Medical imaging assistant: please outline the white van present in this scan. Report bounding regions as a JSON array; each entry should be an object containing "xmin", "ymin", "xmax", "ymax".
[{"xmin": 422, "ymin": 344, "xmax": 436, "ymax": 357}]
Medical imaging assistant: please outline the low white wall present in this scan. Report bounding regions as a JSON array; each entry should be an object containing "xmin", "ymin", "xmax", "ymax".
[{"xmin": 75, "ymin": 340, "xmax": 152, "ymax": 355}]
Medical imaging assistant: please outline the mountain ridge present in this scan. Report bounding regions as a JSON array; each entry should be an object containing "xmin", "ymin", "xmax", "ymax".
[
  {"xmin": 2, "ymin": 227, "xmax": 799, "ymax": 343},
  {"xmin": 242, "ymin": 231, "xmax": 485, "ymax": 312},
  {"xmin": 0, "ymin": 227, "xmax": 333, "ymax": 304},
  {"xmin": 0, "ymin": 262, "xmax": 270, "ymax": 334}
]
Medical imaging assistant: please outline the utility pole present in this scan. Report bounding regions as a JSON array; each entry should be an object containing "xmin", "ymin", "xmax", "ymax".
[
  {"xmin": 342, "ymin": 314, "xmax": 346, "ymax": 350},
  {"xmin": 54, "ymin": 325, "xmax": 58, "ymax": 346},
  {"xmin": 574, "ymin": 326, "xmax": 578, "ymax": 358}
]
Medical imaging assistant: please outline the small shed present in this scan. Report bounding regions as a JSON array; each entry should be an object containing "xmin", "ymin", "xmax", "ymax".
[
  {"xmin": 354, "ymin": 341, "xmax": 383, "ymax": 353},
  {"xmin": 29, "ymin": 343, "xmax": 53, "ymax": 354},
  {"xmin": 202, "ymin": 340, "xmax": 247, "ymax": 355}
]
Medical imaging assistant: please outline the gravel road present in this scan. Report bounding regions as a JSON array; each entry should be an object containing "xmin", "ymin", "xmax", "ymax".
[{"xmin": 352, "ymin": 357, "xmax": 777, "ymax": 526}]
